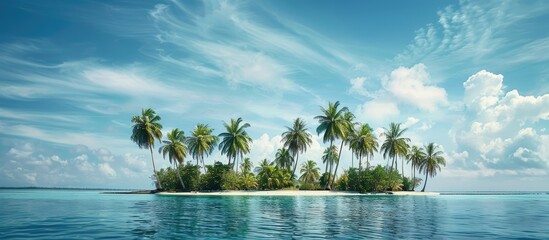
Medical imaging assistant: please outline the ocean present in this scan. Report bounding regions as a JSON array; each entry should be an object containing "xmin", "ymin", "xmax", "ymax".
[{"xmin": 1, "ymin": 189, "xmax": 548, "ymax": 239}]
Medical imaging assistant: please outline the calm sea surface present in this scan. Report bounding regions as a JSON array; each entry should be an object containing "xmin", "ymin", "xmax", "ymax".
[{"xmin": 1, "ymin": 189, "xmax": 548, "ymax": 239}]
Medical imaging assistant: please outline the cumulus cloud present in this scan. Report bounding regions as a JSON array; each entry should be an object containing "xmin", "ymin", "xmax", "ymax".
[
  {"xmin": 384, "ymin": 64, "xmax": 448, "ymax": 111},
  {"xmin": 348, "ymin": 77, "xmax": 370, "ymax": 96},
  {"xmin": 463, "ymin": 70, "xmax": 504, "ymax": 112},
  {"xmin": 450, "ymin": 70, "xmax": 549, "ymax": 177},
  {"xmin": 402, "ymin": 117, "xmax": 420, "ymax": 128},
  {"xmin": 249, "ymin": 134, "xmax": 283, "ymax": 162},
  {"xmin": 355, "ymin": 99, "xmax": 400, "ymax": 122},
  {"xmin": 98, "ymin": 163, "xmax": 116, "ymax": 177}
]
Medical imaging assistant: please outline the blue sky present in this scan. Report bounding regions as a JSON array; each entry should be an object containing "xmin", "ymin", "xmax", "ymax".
[{"xmin": 1, "ymin": 0, "xmax": 548, "ymax": 190}]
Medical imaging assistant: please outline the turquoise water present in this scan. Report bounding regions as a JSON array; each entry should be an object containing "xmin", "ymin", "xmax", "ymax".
[{"xmin": 1, "ymin": 189, "xmax": 548, "ymax": 239}]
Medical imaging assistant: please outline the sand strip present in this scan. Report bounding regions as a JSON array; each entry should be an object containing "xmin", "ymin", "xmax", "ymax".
[{"xmin": 157, "ymin": 190, "xmax": 439, "ymax": 196}]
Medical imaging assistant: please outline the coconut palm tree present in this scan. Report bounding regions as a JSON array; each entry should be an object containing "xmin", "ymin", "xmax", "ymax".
[
  {"xmin": 131, "ymin": 108, "xmax": 163, "ymax": 190},
  {"xmin": 187, "ymin": 124, "xmax": 218, "ymax": 173},
  {"xmin": 274, "ymin": 147, "xmax": 294, "ymax": 172},
  {"xmin": 380, "ymin": 122, "xmax": 410, "ymax": 175},
  {"xmin": 158, "ymin": 128, "xmax": 188, "ymax": 190},
  {"xmin": 240, "ymin": 157, "xmax": 253, "ymax": 175},
  {"xmin": 419, "ymin": 143, "xmax": 446, "ymax": 192},
  {"xmin": 299, "ymin": 160, "xmax": 321, "ymax": 185},
  {"xmin": 254, "ymin": 158, "xmax": 273, "ymax": 174},
  {"xmin": 350, "ymin": 123, "xmax": 378, "ymax": 172},
  {"xmin": 218, "ymin": 117, "xmax": 252, "ymax": 173},
  {"xmin": 282, "ymin": 118, "xmax": 313, "ymax": 180},
  {"xmin": 321, "ymin": 145, "xmax": 338, "ymax": 185},
  {"xmin": 315, "ymin": 101, "xmax": 349, "ymax": 189},
  {"xmin": 331, "ymin": 111, "xmax": 354, "ymax": 188},
  {"xmin": 406, "ymin": 145, "xmax": 425, "ymax": 191}
]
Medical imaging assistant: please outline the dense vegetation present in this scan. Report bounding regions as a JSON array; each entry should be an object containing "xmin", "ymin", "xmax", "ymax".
[{"xmin": 131, "ymin": 101, "xmax": 446, "ymax": 192}]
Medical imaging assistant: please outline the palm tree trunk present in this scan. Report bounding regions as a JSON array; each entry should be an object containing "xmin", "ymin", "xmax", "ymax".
[
  {"xmin": 421, "ymin": 171, "xmax": 428, "ymax": 192},
  {"xmin": 291, "ymin": 153, "xmax": 299, "ymax": 180},
  {"xmin": 236, "ymin": 156, "xmax": 239, "ymax": 174},
  {"xmin": 202, "ymin": 156, "xmax": 207, "ymax": 174},
  {"xmin": 176, "ymin": 162, "xmax": 185, "ymax": 190},
  {"xmin": 412, "ymin": 165, "xmax": 416, "ymax": 191},
  {"xmin": 351, "ymin": 154, "xmax": 354, "ymax": 169},
  {"xmin": 324, "ymin": 140, "xmax": 334, "ymax": 174},
  {"xmin": 330, "ymin": 140, "xmax": 345, "ymax": 188},
  {"xmin": 149, "ymin": 145, "xmax": 162, "ymax": 190},
  {"xmin": 401, "ymin": 158, "xmax": 404, "ymax": 177}
]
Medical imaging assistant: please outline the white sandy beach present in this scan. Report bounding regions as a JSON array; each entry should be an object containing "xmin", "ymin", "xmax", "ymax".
[{"xmin": 157, "ymin": 190, "xmax": 440, "ymax": 196}]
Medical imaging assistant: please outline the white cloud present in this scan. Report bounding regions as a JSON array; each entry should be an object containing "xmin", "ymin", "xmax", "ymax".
[
  {"xmin": 355, "ymin": 99, "xmax": 400, "ymax": 122},
  {"xmin": 73, "ymin": 154, "xmax": 94, "ymax": 172},
  {"xmin": 450, "ymin": 70, "xmax": 549, "ymax": 176},
  {"xmin": 98, "ymin": 163, "xmax": 116, "ymax": 177},
  {"xmin": 384, "ymin": 64, "xmax": 448, "ymax": 111},
  {"xmin": 463, "ymin": 70, "xmax": 504, "ymax": 111},
  {"xmin": 402, "ymin": 117, "xmax": 420, "ymax": 128},
  {"xmin": 349, "ymin": 77, "xmax": 370, "ymax": 96},
  {"xmin": 249, "ymin": 133, "xmax": 283, "ymax": 162},
  {"xmin": 123, "ymin": 153, "xmax": 148, "ymax": 173},
  {"xmin": 418, "ymin": 122, "xmax": 433, "ymax": 131}
]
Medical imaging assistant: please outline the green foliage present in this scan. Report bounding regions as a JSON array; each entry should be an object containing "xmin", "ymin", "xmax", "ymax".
[
  {"xmin": 335, "ymin": 171, "xmax": 350, "ymax": 190},
  {"xmin": 187, "ymin": 124, "xmax": 218, "ymax": 170},
  {"xmin": 240, "ymin": 173, "xmax": 258, "ymax": 190},
  {"xmin": 218, "ymin": 117, "xmax": 252, "ymax": 170},
  {"xmin": 299, "ymin": 160, "xmax": 320, "ymax": 185},
  {"xmin": 298, "ymin": 182, "xmax": 319, "ymax": 190},
  {"xmin": 402, "ymin": 176, "xmax": 412, "ymax": 191},
  {"xmin": 257, "ymin": 166, "xmax": 293, "ymax": 190},
  {"xmin": 157, "ymin": 167, "xmax": 179, "ymax": 192},
  {"xmin": 180, "ymin": 163, "xmax": 201, "ymax": 191},
  {"xmin": 319, "ymin": 172, "xmax": 333, "ymax": 189},
  {"xmin": 156, "ymin": 163, "xmax": 200, "ymax": 192},
  {"xmin": 282, "ymin": 118, "xmax": 313, "ymax": 178},
  {"xmin": 200, "ymin": 162, "xmax": 231, "ymax": 191},
  {"xmin": 221, "ymin": 172, "xmax": 241, "ymax": 190}
]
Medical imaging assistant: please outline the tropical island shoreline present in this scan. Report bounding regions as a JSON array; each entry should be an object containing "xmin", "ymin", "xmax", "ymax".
[
  {"xmin": 106, "ymin": 190, "xmax": 440, "ymax": 196},
  {"xmin": 158, "ymin": 190, "xmax": 440, "ymax": 196}
]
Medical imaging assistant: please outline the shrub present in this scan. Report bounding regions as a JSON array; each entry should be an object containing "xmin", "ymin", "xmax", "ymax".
[
  {"xmin": 200, "ymin": 162, "xmax": 232, "ymax": 191},
  {"xmin": 180, "ymin": 163, "xmax": 201, "ymax": 191},
  {"xmin": 319, "ymin": 173, "xmax": 333, "ymax": 189},
  {"xmin": 240, "ymin": 173, "xmax": 258, "ymax": 190},
  {"xmin": 299, "ymin": 182, "xmax": 317, "ymax": 190},
  {"xmin": 221, "ymin": 172, "xmax": 241, "ymax": 190},
  {"xmin": 157, "ymin": 167, "xmax": 179, "ymax": 192}
]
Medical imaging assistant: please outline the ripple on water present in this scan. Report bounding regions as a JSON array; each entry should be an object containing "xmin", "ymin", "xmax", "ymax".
[{"xmin": 1, "ymin": 190, "xmax": 549, "ymax": 239}]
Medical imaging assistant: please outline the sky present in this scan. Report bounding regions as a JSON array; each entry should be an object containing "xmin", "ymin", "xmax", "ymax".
[{"xmin": 1, "ymin": 0, "xmax": 548, "ymax": 191}]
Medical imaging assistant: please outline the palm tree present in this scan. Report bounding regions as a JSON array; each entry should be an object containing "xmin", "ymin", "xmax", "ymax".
[
  {"xmin": 240, "ymin": 157, "xmax": 253, "ymax": 175},
  {"xmin": 158, "ymin": 128, "xmax": 188, "ymax": 190},
  {"xmin": 380, "ymin": 122, "xmax": 410, "ymax": 175},
  {"xmin": 257, "ymin": 165, "xmax": 287, "ymax": 190},
  {"xmin": 218, "ymin": 117, "xmax": 252, "ymax": 173},
  {"xmin": 187, "ymin": 124, "xmax": 218, "ymax": 173},
  {"xmin": 274, "ymin": 147, "xmax": 294, "ymax": 172},
  {"xmin": 299, "ymin": 160, "xmax": 321, "ymax": 185},
  {"xmin": 282, "ymin": 118, "xmax": 313, "ymax": 180},
  {"xmin": 254, "ymin": 158, "xmax": 273, "ymax": 174},
  {"xmin": 314, "ymin": 101, "xmax": 349, "ymax": 189},
  {"xmin": 419, "ymin": 143, "xmax": 446, "ymax": 192},
  {"xmin": 331, "ymin": 111, "xmax": 354, "ymax": 188},
  {"xmin": 131, "ymin": 108, "xmax": 163, "ymax": 190},
  {"xmin": 406, "ymin": 145, "xmax": 425, "ymax": 191},
  {"xmin": 350, "ymin": 123, "xmax": 378, "ymax": 172},
  {"xmin": 321, "ymin": 145, "xmax": 338, "ymax": 184}
]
